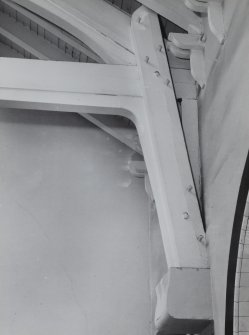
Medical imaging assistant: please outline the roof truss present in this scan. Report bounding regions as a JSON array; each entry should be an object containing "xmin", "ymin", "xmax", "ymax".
[
  {"xmin": 0, "ymin": 1, "xmax": 213, "ymax": 333},
  {"xmin": 12, "ymin": 0, "xmax": 136, "ymax": 64}
]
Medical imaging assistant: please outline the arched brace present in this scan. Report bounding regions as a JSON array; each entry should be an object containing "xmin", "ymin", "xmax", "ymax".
[{"xmin": 12, "ymin": 0, "xmax": 136, "ymax": 65}]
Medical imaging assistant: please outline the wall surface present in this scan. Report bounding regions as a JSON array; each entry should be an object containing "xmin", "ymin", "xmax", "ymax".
[
  {"xmin": 0, "ymin": 109, "xmax": 160, "ymax": 335},
  {"xmin": 200, "ymin": 1, "xmax": 249, "ymax": 334}
]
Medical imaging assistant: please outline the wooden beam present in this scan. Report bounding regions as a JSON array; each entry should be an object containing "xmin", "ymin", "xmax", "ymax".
[
  {"xmin": 171, "ymin": 67, "xmax": 198, "ymax": 99},
  {"xmin": 0, "ymin": 26, "xmax": 48, "ymax": 60},
  {"xmin": 0, "ymin": 58, "xmax": 142, "ymax": 113},
  {"xmin": 138, "ymin": 0, "xmax": 203, "ymax": 33},
  {"xmin": 0, "ymin": 41, "xmax": 24, "ymax": 58},
  {"xmin": 131, "ymin": 6, "xmax": 211, "ymax": 334},
  {"xmin": 12, "ymin": 0, "xmax": 136, "ymax": 64},
  {"xmin": 0, "ymin": 7, "xmax": 139, "ymax": 152},
  {"xmin": 0, "ymin": 11, "xmax": 203, "ymax": 266},
  {"xmin": 131, "ymin": 6, "xmax": 207, "ymax": 269}
]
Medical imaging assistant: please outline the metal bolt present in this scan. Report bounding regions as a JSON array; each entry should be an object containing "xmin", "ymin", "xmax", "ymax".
[
  {"xmin": 200, "ymin": 34, "xmax": 207, "ymax": 42},
  {"xmin": 158, "ymin": 45, "xmax": 163, "ymax": 52},
  {"xmin": 197, "ymin": 234, "xmax": 205, "ymax": 242},
  {"xmin": 187, "ymin": 185, "xmax": 193, "ymax": 192},
  {"xmin": 137, "ymin": 16, "xmax": 142, "ymax": 24},
  {"xmin": 166, "ymin": 79, "xmax": 171, "ymax": 87},
  {"xmin": 154, "ymin": 71, "xmax": 160, "ymax": 77},
  {"xmin": 183, "ymin": 212, "xmax": 190, "ymax": 220},
  {"xmin": 145, "ymin": 56, "xmax": 150, "ymax": 63}
]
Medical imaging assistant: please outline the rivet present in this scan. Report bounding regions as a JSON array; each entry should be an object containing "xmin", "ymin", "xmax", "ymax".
[
  {"xmin": 137, "ymin": 16, "xmax": 142, "ymax": 24},
  {"xmin": 183, "ymin": 212, "xmax": 190, "ymax": 220},
  {"xmin": 200, "ymin": 34, "xmax": 206, "ymax": 42},
  {"xmin": 187, "ymin": 185, "xmax": 193, "ymax": 192},
  {"xmin": 197, "ymin": 234, "xmax": 204, "ymax": 242},
  {"xmin": 158, "ymin": 45, "xmax": 163, "ymax": 52},
  {"xmin": 145, "ymin": 56, "xmax": 150, "ymax": 63},
  {"xmin": 154, "ymin": 71, "xmax": 160, "ymax": 77},
  {"xmin": 166, "ymin": 79, "xmax": 171, "ymax": 87}
]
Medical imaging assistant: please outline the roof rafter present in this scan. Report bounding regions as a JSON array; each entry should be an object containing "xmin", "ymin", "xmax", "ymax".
[
  {"xmin": 0, "ymin": 58, "xmax": 142, "ymax": 113},
  {"xmin": 12, "ymin": 0, "xmax": 136, "ymax": 64},
  {"xmin": 0, "ymin": 1, "xmax": 142, "ymax": 153}
]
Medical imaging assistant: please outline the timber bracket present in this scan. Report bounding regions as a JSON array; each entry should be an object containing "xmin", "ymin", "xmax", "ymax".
[
  {"xmin": 185, "ymin": 0, "xmax": 225, "ymax": 44},
  {"xmin": 167, "ymin": 32, "xmax": 206, "ymax": 89},
  {"xmin": 0, "ymin": 1, "xmax": 215, "ymax": 333}
]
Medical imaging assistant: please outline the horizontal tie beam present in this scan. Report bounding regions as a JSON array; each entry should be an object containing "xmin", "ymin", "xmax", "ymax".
[{"xmin": 0, "ymin": 58, "xmax": 142, "ymax": 114}]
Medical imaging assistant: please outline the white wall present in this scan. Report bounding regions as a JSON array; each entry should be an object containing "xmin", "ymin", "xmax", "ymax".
[
  {"xmin": 200, "ymin": 1, "xmax": 249, "ymax": 334},
  {"xmin": 0, "ymin": 109, "xmax": 158, "ymax": 335}
]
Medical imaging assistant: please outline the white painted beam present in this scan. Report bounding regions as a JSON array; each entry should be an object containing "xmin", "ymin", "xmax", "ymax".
[
  {"xmin": 0, "ymin": 31, "xmax": 201, "ymax": 269},
  {"xmin": 172, "ymin": 68, "xmax": 198, "ymax": 99},
  {"xmin": 12, "ymin": 0, "xmax": 136, "ymax": 64},
  {"xmin": 0, "ymin": 20, "xmax": 202, "ymax": 265},
  {"xmin": 131, "ymin": 6, "xmax": 211, "ymax": 333},
  {"xmin": 0, "ymin": 17, "xmax": 140, "ymax": 152},
  {"xmin": 0, "ymin": 11, "xmax": 140, "ymax": 153},
  {"xmin": 0, "ymin": 58, "xmax": 142, "ymax": 114},
  {"xmin": 138, "ymin": 0, "xmax": 203, "ymax": 33},
  {"xmin": 0, "ymin": 6, "xmax": 212, "ymax": 330},
  {"xmin": 2, "ymin": 0, "xmax": 102, "ymax": 63},
  {"xmin": 168, "ymin": 32, "xmax": 205, "ymax": 50},
  {"xmin": 167, "ymin": 52, "xmax": 190, "ymax": 69},
  {"xmin": 131, "ymin": 6, "xmax": 207, "ymax": 269},
  {"xmin": 208, "ymin": 0, "xmax": 225, "ymax": 44}
]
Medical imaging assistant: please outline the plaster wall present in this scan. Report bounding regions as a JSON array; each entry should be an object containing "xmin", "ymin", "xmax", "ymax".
[
  {"xmin": 200, "ymin": 1, "xmax": 249, "ymax": 334},
  {"xmin": 0, "ymin": 109, "xmax": 157, "ymax": 335}
]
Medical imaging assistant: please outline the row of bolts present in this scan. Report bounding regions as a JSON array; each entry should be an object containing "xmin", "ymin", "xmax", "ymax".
[
  {"xmin": 138, "ymin": 15, "xmax": 205, "ymax": 244},
  {"xmin": 144, "ymin": 53, "xmax": 172, "ymax": 88}
]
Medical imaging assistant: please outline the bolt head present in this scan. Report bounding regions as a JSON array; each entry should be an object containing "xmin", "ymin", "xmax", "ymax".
[
  {"xmin": 187, "ymin": 185, "xmax": 193, "ymax": 192},
  {"xmin": 165, "ymin": 79, "xmax": 171, "ymax": 87},
  {"xmin": 183, "ymin": 212, "xmax": 190, "ymax": 220},
  {"xmin": 197, "ymin": 234, "xmax": 204, "ymax": 242},
  {"xmin": 144, "ymin": 56, "xmax": 149, "ymax": 63},
  {"xmin": 200, "ymin": 34, "xmax": 207, "ymax": 42}
]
